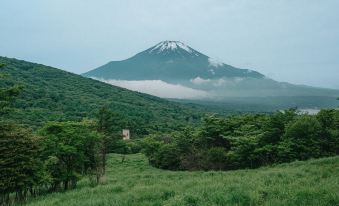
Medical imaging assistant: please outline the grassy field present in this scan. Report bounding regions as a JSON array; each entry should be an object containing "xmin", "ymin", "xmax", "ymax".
[{"xmin": 23, "ymin": 154, "xmax": 339, "ymax": 206}]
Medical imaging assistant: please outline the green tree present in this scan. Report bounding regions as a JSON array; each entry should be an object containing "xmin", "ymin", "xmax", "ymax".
[
  {"xmin": 204, "ymin": 147, "xmax": 227, "ymax": 170},
  {"xmin": 39, "ymin": 121, "xmax": 104, "ymax": 190},
  {"xmin": 0, "ymin": 123, "xmax": 44, "ymax": 204},
  {"xmin": 96, "ymin": 106, "xmax": 130, "ymax": 172},
  {"xmin": 316, "ymin": 109, "xmax": 339, "ymax": 155},
  {"xmin": 154, "ymin": 144, "xmax": 181, "ymax": 170},
  {"xmin": 280, "ymin": 116, "xmax": 322, "ymax": 161},
  {"xmin": 196, "ymin": 116, "xmax": 230, "ymax": 149},
  {"xmin": 141, "ymin": 135, "xmax": 163, "ymax": 166},
  {"xmin": 0, "ymin": 64, "xmax": 21, "ymax": 115},
  {"xmin": 255, "ymin": 109, "xmax": 297, "ymax": 165},
  {"xmin": 228, "ymin": 135, "xmax": 259, "ymax": 169}
]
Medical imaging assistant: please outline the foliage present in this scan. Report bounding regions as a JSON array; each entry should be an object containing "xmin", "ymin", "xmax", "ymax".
[
  {"xmin": 280, "ymin": 116, "xmax": 322, "ymax": 160},
  {"xmin": 0, "ymin": 63, "xmax": 21, "ymax": 115},
  {"xmin": 142, "ymin": 109, "xmax": 339, "ymax": 171},
  {"xmin": 0, "ymin": 123, "xmax": 44, "ymax": 204},
  {"xmin": 96, "ymin": 106, "xmax": 126, "ymax": 152},
  {"xmin": 38, "ymin": 121, "xmax": 105, "ymax": 191}
]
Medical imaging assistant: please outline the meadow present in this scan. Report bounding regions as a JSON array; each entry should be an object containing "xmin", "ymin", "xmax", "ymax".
[{"xmin": 23, "ymin": 153, "xmax": 339, "ymax": 206}]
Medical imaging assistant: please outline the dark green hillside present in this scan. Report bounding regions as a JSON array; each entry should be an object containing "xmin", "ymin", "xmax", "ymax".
[{"xmin": 0, "ymin": 56, "xmax": 205, "ymax": 136}]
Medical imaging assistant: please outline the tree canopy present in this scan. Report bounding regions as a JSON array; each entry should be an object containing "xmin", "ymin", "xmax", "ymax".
[{"xmin": 142, "ymin": 109, "xmax": 339, "ymax": 171}]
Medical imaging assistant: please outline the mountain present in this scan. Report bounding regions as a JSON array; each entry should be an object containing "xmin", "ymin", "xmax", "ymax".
[
  {"xmin": 84, "ymin": 41, "xmax": 264, "ymax": 82},
  {"xmin": 0, "ymin": 56, "xmax": 207, "ymax": 136},
  {"xmin": 83, "ymin": 41, "xmax": 339, "ymax": 109}
]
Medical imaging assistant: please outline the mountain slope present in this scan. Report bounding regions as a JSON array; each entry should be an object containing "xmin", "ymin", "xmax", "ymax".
[
  {"xmin": 83, "ymin": 41, "xmax": 339, "ymax": 101},
  {"xmin": 0, "ymin": 56, "xmax": 206, "ymax": 135}
]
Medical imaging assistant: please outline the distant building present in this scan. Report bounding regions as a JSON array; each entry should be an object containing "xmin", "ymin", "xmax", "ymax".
[{"xmin": 122, "ymin": 129, "xmax": 130, "ymax": 140}]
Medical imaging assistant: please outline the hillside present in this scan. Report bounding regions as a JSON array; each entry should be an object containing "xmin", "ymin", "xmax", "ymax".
[
  {"xmin": 23, "ymin": 153, "xmax": 339, "ymax": 206},
  {"xmin": 0, "ymin": 56, "xmax": 206, "ymax": 135}
]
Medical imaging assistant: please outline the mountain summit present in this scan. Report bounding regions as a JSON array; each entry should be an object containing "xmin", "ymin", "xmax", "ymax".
[
  {"xmin": 146, "ymin": 41, "xmax": 201, "ymax": 57},
  {"xmin": 83, "ymin": 41, "xmax": 339, "ymax": 100},
  {"xmin": 148, "ymin": 41, "xmax": 195, "ymax": 53}
]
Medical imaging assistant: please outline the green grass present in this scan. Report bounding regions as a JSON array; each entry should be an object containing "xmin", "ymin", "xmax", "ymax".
[{"xmin": 23, "ymin": 154, "xmax": 339, "ymax": 206}]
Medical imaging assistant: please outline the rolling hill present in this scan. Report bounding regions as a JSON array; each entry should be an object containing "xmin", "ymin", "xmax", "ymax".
[{"xmin": 0, "ymin": 56, "xmax": 206, "ymax": 136}]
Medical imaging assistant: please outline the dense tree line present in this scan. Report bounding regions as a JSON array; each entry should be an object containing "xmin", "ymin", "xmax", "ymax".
[{"xmin": 142, "ymin": 109, "xmax": 339, "ymax": 170}]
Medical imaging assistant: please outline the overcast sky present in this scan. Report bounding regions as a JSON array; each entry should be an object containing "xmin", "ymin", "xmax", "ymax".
[{"xmin": 1, "ymin": 0, "xmax": 338, "ymax": 89}]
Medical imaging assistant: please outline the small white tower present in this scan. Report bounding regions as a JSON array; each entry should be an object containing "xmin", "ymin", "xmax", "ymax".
[{"xmin": 122, "ymin": 129, "xmax": 130, "ymax": 140}]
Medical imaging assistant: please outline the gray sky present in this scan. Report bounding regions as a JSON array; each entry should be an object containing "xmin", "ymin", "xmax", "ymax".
[{"xmin": 1, "ymin": 0, "xmax": 339, "ymax": 89}]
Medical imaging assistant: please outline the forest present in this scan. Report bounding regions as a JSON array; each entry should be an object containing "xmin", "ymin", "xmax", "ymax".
[{"xmin": 0, "ymin": 57, "xmax": 205, "ymax": 135}]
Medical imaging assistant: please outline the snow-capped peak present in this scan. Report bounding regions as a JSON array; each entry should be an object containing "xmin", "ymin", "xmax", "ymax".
[{"xmin": 149, "ymin": 41, "xmax": 196, "ymax": 54}]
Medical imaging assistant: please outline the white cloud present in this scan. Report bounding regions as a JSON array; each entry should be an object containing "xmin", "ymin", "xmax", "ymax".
[
  {"xmin": 212, "ymin": 77, "xmax": 244, "ymax": 87},
  {"xmin": 93, "ymin": 78, "xmax": 209, "ymax": 99},
  {"xmin": 190, "ymin": 76, "xmax": 211, "ymax": 84},
  {"xmin": 190, "ymin": 77, "xmax": 245, "ymax": 87},
  {"xmin": 208, "ymin": 58, "xmax": 224, "ymax": 67},
  {"xmin": 213, "ymin": 78, "xmax": 226, "ymax": 87}
]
